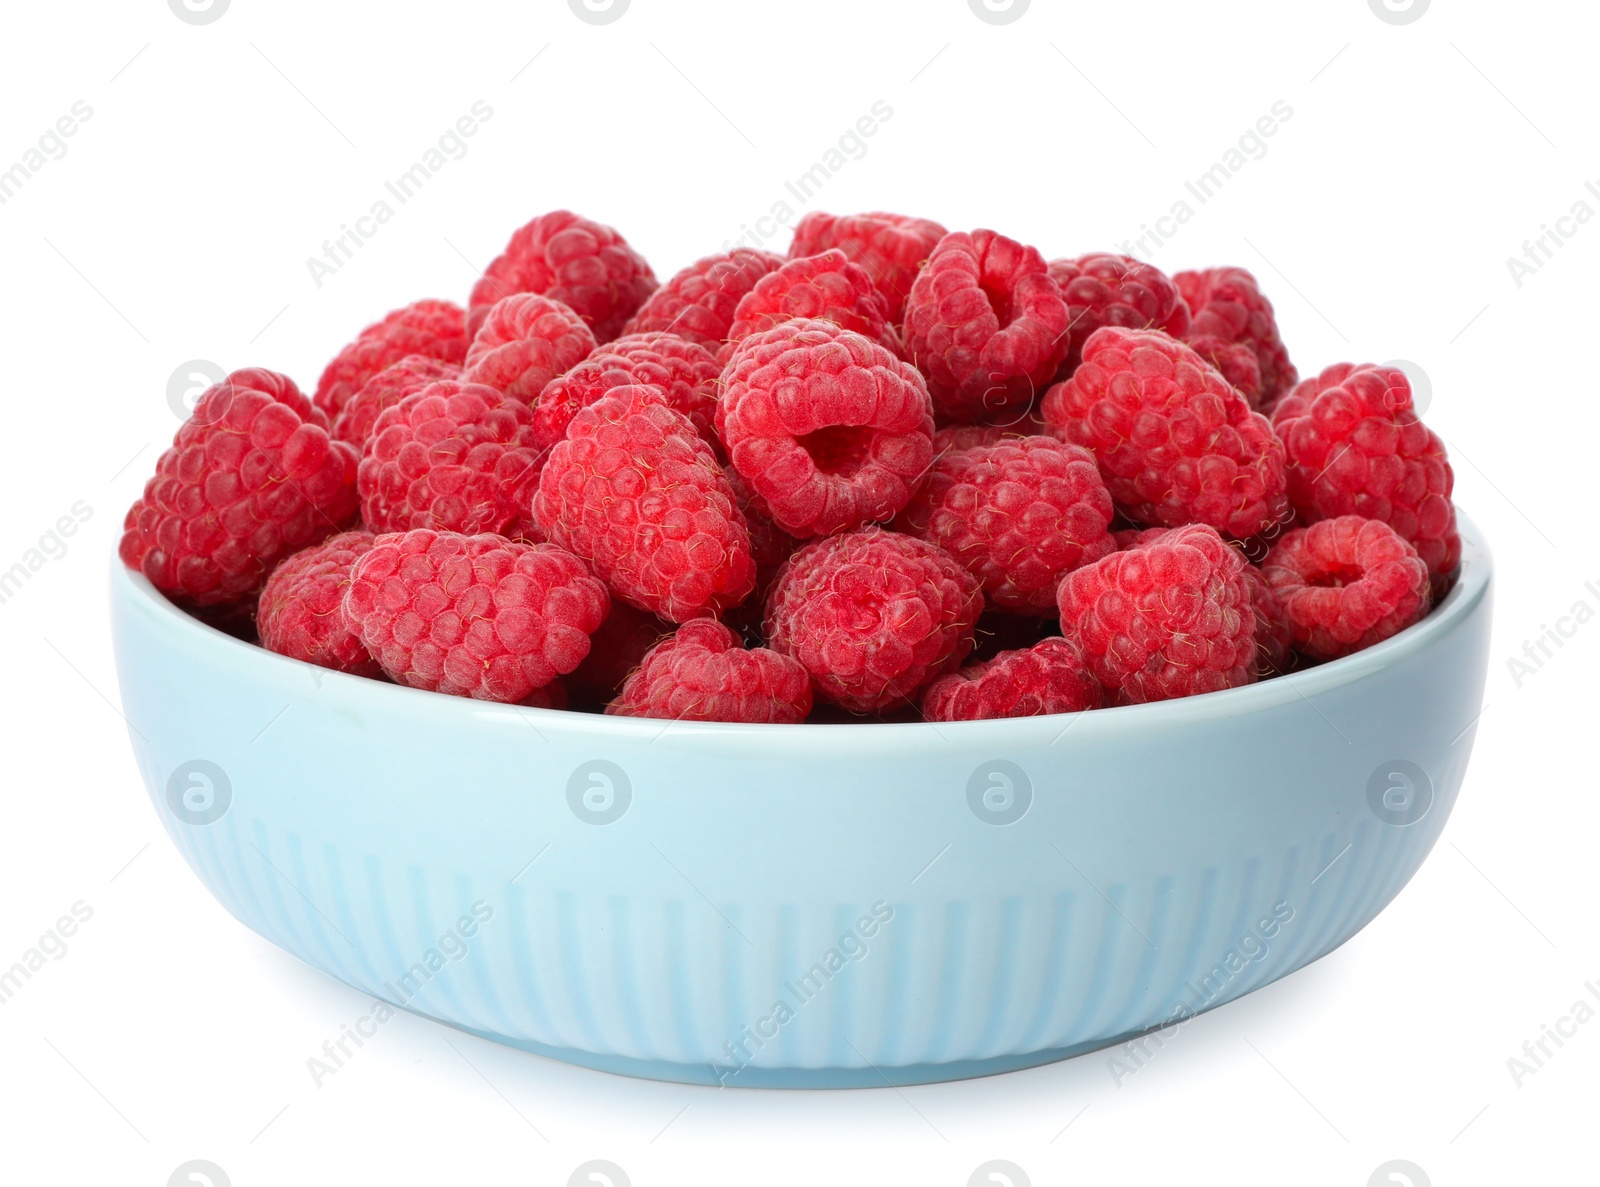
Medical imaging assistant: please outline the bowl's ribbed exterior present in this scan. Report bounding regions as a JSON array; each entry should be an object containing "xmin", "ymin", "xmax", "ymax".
[{"xmin": 111, "ymin": 525, "xmax": 1491, "ymax": 1086}]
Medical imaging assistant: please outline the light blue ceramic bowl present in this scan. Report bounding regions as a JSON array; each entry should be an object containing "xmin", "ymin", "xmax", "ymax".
[{"xmin": 109, "ymin": 517, "xmax": 1492, "ymax": 1088}]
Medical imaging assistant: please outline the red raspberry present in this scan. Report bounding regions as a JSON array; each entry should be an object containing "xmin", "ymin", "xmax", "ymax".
[
  {"xmin": 1240, "ymin": 564, "xmax": 1294, "ymax": 677},
  {"xmin": 717, "ymin": 319, "xmax": 935, "ymax": 538},
  {"xmin": 1048, "ymin": 253, "xmax": 1189, "ymax": 375},
  {"xmin": 566, "ymin": 600, "xmax": 671, "ymax": 705},
  {"xmin": 1175, "ymin": 267, "xmax": 1297, "ymax": 407},
  {"xmin": 607, "ymin": 618, "xmax": 812, "ymax": 724},
  {"xmin": 765, "ymin": 527, "xmax": 981, "ymax": 713},
  {"xmin": 532, "ymin": 332, "xmax": 720, "ymax": 453},
  {"xmin": 897, "ymin": 437, "xmax": 1115, "ymax": 614},
  {"xmin": 533, "ymin": 385, "xmax": 756, "ymax": 622},
  {"xmin": 1057, "ymin": 523, "xmax": 1256, "ymax": 703},
  {"xmin": 314, "ymin": 300, "xmax": 470, "ymax": 418},
  {"xmin": 1259, "ymin": 516, "xmax": 1429, "ymax": 660},
  {"xmin": 621, "ymin": 248, "xmax": 785, "ymax": 351},
  {"xmin": 720, "ymin": 249, "xmax": 900, "ymax": 364},
  {"xmin": 331, "ymin": 355, "xmax": 461, "ymax": 447},
  {"xmin": 342, "ymin": 529, "xmax": 609, "ymax": 702},
  {"xmin": 1112, "ymin": 523, "xmax": 1292, "ymax": 677},
  {"xmin": 1271, "ymin": 362, "xmax": 1459, "ymax": 587},
  {"xmin": 257, "ymin": 531, "xmax": 380, "ymax": 677},
  {"xmin": 722, "ymin": 463, "xmax": 800, "ymax": 574},
  {"xmin": 1041, "ymin": 327, "xmax": 1289, "ymax": 541},
  {"xmin": 463, "ymin": 293, "xmax": 596, "ymax": 404},
  {"xmin": 922, "ymin": 637, "xmax": 1102, "ymax": 721},
  {"xmin": 121, "ymin": 368, "xmax": 359, "ymax": 607},
  {"xmin": 903, "ymin": 229, "xmax": 1070, "ymax": 423},
  {"xmin": 359, "ymin": 381, "xmax": 545, "ymax": 537},
  {"xmin": 788, "ymin": 211, "xmax": 947, "ymax": 324},
  {"xmin": 467, "ymin": 210, "xmax": 657, "ymax": 343},
  {"xmin": 1187, "ymin": 336, "xmax": 1263, "ymax": 407}
]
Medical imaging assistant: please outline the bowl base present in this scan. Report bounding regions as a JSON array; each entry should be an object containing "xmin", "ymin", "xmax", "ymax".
[{"xmin": 422, "ymin": 1010, "xmax": 1158, "ymax": 1089}]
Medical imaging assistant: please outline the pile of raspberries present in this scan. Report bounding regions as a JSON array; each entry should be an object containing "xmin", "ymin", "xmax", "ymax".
[{"xmin": 122, "ymin": 210, "xmax": 1459, "ymax": 724}]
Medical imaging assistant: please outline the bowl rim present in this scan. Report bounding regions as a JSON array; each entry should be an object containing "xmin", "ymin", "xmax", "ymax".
[{"xmin": 110, "ymin": 512, "xmax": 1491, "ymax": 742}]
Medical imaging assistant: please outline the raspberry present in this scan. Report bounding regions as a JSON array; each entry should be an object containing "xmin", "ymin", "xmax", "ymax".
[
  {"xmin": 897, "ymin": 436, "xmax": 1115, "ymax": 614},
  {"xmin": 922, "ymin": 637, "xmax": 1102, "ymax": 721},
  {"xmin": 463, "ymin": 293, "xmax": 596, "ymax": 404},
  {"xmin": 359, "ymin": 381, "xmax": 545, "ymax": 536},
  {"xmin": 1175, "ymin": 267, "xmax": 1297, "ymax": 407},
  {"xmin": 788, "ymin": 211, "xmax": 947, "ymax": 323},
  {"xmin": 720, "ymin": 249, "xmax": 900, "ymax": 364},
  {"xmin": 1048, "ymin": 253, "xmax": 1189, "ymax": 374},
  {"xmin": 533, "ymin": 385, "xmax": 756, "ymax": 621},
  {"xmin": 765, "ymin": 527, "xmax": 981, "ymax": 713},
  {"xmin": 621, "ymin": 248, "xmax": 785, "ymax": 350},
  {"xmin": 717, "ymin": 319, "xmax": 935, "ymax": 538},
  {"xmin": 1240, "ymin": 563, "xmax": 1294, "ymax": 677},
  {"xmin": 257, "ymin": 531, "xmax": 380, "ymax": 677},
  {"xmin": 531, "ymin": 332, "xmax": 720, "ymax": 453},
  {"xmin": 342, "ymin": 529, "xmax": 609, "ymax": 702},
  {"xmin": 607, "ymin": 618, "xmax": 812, "ymax": 724},
  {"xmin": 1271, "ymin": 362, "xmax": 1459, "ymax": 587},
  {"xmin": 1057, "ymin": 523, "xmax": 1256, "ymax": 703},
  {"xmin": 314, "ymin": 300, "xmax": 470, "ymax": 418},
  {"xmin": 1114, "ymin": 523, "xmax": 1291, "ymax": 676},
  {"xmin": 1259, "ymin": 516, "xmax": 1430, "ymax": 660},
  {"xmin": 566, "ymin": 600, "xmax": 671, "ymax": 705},
  {"xmin": 722, "ymin": 463, "xmax": 800, "ymax": 574},
  {"xmin": 1187, "ymin": 336, "xmax": 1263, "ymax": 406},
  {"xmin": 467, "ymin": 210, "xmax": 657, "ymax": 343},
  {"xmin": 1041, "ymin": 327, "xmax": 1289, "ymax": 541},
  {"xmin": 903, "ymin": 229, "xmax": 1070, "ymax": 422},
  {"xmin": 121, "ymin": 368, "xmax": 359, "ymax": 607},
  {"xmin": 331, "ymin": 355, "xmax": 461, "ymax": 447}
]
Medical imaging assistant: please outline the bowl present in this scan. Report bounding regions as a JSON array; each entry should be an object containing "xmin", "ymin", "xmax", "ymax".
[{"xmin": 108, "ymin": 515, "xmax": 1493, "ymax": 1088}]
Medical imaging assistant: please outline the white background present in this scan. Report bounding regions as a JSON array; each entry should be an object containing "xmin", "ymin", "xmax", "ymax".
[{"xmin": 1, "ymin": 1, "xmax": 1594, "ymax": 1184}]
